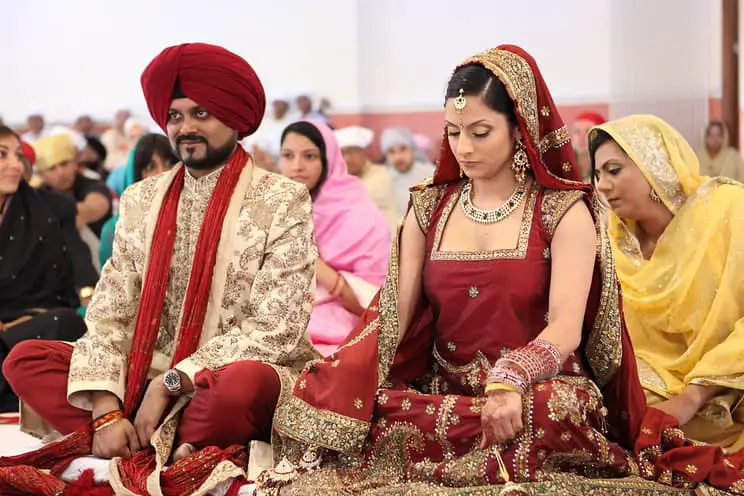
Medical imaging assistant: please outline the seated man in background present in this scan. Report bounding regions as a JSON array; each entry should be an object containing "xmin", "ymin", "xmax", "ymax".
[
  {"xmin": 380, "ymin": 127, "xmax": 434, "ymax": 215},
  {"xmin": 34, "ymin": 133, "xmax": 113, "ymax": 238},
  {"xmin": 335, "ymin": 125, "xmax": 399, "ymax": 233},
  {"xmin": 0, "ymin": 127, "xmax": 86, "ymax": 413}
]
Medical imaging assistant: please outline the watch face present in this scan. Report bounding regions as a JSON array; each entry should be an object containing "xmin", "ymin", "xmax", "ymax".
[{"xmin": 164, "ymin": 371, "xmax": 180, "ymax": 389}]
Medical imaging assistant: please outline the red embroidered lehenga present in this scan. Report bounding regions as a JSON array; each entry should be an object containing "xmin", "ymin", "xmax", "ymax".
[{"xmin": 258, "ymin": 46, "xmax": 744, "ymax": 495}]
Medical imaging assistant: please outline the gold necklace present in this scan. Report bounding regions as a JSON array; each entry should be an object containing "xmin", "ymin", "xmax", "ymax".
[{"xmin": 459, "ymin": 181, "xmax": 527, "ymax": 224}]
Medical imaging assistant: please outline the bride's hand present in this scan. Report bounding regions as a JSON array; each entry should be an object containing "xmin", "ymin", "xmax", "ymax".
[{"xmin": 480, "ymin": 389, "xmax": 524, "ymax": 448}]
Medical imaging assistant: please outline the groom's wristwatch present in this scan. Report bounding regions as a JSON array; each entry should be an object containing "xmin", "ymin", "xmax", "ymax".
[{"xmin": 163, "ymin": 369, "xmax": 182, "ymax": 396}]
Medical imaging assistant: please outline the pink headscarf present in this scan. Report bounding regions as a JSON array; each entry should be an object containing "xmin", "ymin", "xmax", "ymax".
[{"xmin": 305, "ymin": 120, "xmax": 391, "ymax": 284}]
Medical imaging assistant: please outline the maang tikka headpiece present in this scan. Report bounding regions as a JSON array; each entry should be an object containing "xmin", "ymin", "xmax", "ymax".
[{"xmin": 454, "ymin": 88, "xmax": 467, "ymax": 113}]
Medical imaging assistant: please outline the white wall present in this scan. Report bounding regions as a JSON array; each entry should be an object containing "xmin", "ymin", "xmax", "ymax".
[
  {"xmin": 357, "ymin": 0, "xmax": 613, "ymax": 112},
  {"xmin": 0, "ymin": 0, "xmax": 361, "ymax": 123},
  {"xmin": 0, "ymin": 0, "xmax": 724, "ymax": 126},
  {"xmin": 606, "ymin": 0, "xmax": 713, "ymax": 143}
]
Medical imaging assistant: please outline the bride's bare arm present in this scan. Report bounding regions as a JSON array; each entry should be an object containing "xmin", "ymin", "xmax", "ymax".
[
  {"xmin": 396, "ymin": 211, "xmax": 426, "ymax": 342},
  {"xmin": 540, "ymin": 200, "xmax": 596, "ymax": 360}
]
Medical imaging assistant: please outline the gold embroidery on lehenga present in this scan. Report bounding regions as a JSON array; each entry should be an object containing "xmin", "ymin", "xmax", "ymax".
[
  {"xmin": 546, "ymin": 377, "xmax": 603, "ymax": 426},
  {"xmin": 432, "ymin": 345, "xmax": 491, "ymax": 394},
  {"xmin": 435, "ymin": 396, "xmax": 458, "ymax": 460},
  {"xmin": 431, "ymin": 183, "xmax": 537, "ymax": 261}
]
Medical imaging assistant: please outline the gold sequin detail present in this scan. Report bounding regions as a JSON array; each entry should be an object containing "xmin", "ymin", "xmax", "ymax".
[
  {"xmin": 410, "ymin": 177, "xmax": 446, "ymax": 233},
  {"xmin": 299, "ymin": 379, "xmax": 307, "ymax": 390},
  {"xmin": 468, "ymin": 286, "xmax": 479, "ymax": 298},
  {"xmin": 560, "ymin": 431, "xmax": 572, "ymax": 442},
  {"xmin": 562, "ymin": 161, "xmax": 572, "ymax": 172},
  {"xmin": 377, "ymin": 392, "xmax": 389, "ymax": 405},
  {"xmin": 447, "ymin": 341, "xmax": 457, "ymax": 352},
  {"xmin": 585, "ymin": 224, "xmax": 623, "ymax": 387},
  {"xmin": 401, "ymin": 398, "xmax": 412, "ymax": 411},
  {"xmin": 541, "ymin": 188, "xmax": 585, "ymax": 237},
  {"xmin": 354, "ymin": 397, "xmax": 363, "ymax": 409},
  {"xmin": 543, "ymin": 247, "xmax": 551, "ymax": 259},
  {"xmin": 538, "ymin": 126, "xmax": 570, "ymax": 154},
  {"xmin": 540, "ymin": 105, "xmax": 551, "ymax": 117},
  {"xmin": 684, "ymin": 464, "xmax": 698, "ymax": 474},
  {"xmin": 425, "ymin": 403, "xmax": 436, "ymax": 415}
]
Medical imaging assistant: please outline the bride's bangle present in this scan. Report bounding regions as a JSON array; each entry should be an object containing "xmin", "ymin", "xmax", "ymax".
[
  {"xmin": 485, "ymin": 364, "xmax": 529, "ymax": 394},
  {"xmin": 484, "ymin": 382, "xmax": 522, "ymax": 395},
  {"xmin": 502, "ymin": 338, "xmax": 563, "ymax": 383}
]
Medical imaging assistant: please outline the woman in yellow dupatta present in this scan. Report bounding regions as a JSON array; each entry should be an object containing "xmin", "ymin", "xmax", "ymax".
[{"xmin": 589, "ymin": 114, "xmax": 744, "ymax": 453}]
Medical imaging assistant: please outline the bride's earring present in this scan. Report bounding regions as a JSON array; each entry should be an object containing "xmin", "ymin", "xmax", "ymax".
[{"xmin": 511, "ymin": 140, "xmax": 529, "ymax": 183}]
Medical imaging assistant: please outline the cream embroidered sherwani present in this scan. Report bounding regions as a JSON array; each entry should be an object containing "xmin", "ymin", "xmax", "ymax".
[{"xmin": 67, "ymin": 160, "xmax": 320, "ymax": 495}]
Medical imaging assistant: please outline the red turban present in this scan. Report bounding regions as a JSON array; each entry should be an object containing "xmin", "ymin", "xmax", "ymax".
[
  {"xmin": 140, "ymin": 43, "xmax": 266, "ymax": 139},
  {"xmin": 575, "ymin": 112, "xmax": 606, "ymax": 126},
  {"xmin": 20, "ymin": 141, "xmax": 35, "ymax": 166}
]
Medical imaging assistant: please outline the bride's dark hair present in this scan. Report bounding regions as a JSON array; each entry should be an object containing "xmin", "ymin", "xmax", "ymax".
[{"xmin": 445, "ymin": 64, "xmax": 518, "ymax": 129}]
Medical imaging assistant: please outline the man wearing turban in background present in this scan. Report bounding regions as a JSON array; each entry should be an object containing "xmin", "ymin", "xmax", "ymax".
[
  {"xmin": 335, "ymin": 125, "xmax": 399, "ymax": 233},
  {"xmin": 380, "ymin": 127, "xmax": 435, "ymax": 214},
  {"xmin": 1, "ymin": 43, "xmax": 319, "ymax": 495},
  {"xmin": 571, "ymin": 111, "xmax": 606, "ymax": 182}
]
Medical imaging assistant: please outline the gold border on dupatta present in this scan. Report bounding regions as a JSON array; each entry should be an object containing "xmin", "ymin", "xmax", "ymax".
[
  {"xmin": 271, "ymin": 317, "xmax": 381, "ymax": 455},
  {"xmin": 585, "ymin": 214, "xmax": 623, "ymax": 387},
  {"xmin": 273, "ymin": 396, "xmax": 370, "ymax": 453}
]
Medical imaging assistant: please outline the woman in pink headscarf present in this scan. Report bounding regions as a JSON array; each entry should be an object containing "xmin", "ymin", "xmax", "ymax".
[{"xmin": 280, "ymin": 120, "xmax": 391, "ymax": 355}]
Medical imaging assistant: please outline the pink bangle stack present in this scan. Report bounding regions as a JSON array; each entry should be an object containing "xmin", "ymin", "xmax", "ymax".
[{"xmin": 485, "ymin": 338, "xmax": 563, "ymax": 393}]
